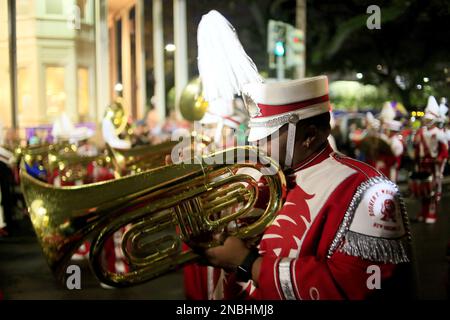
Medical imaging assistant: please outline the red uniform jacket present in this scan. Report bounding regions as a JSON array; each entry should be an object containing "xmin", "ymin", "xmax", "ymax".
[{"xmin": 414, "ymin": 126, "xmax": 448, "ymax": 165}]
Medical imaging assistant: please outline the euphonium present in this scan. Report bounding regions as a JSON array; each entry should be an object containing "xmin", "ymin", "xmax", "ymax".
[
  {"xmin": 107, "ymin": 134, "xmax": 212, "ymax": 177},
  {"xmin": 48, "ymin": 150, "xmax": 115, "ymax": 184},
  {"xmin": 107, "ymin": 140, "xmax": 179, "ymax": 177},
  {"xmin": 21, "ymin": 146, "xmax": 286, "ymax": 287},
  {"xmin": 17, "ymin": 142, "xmax": 75, "ymax": 181}
]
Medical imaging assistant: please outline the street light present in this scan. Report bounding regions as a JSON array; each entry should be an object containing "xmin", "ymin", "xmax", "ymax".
[
  {"xmin": 114, "ymin": 83, "xmax": 123, "ymax": 92},
  {"xmin": 165, "ymin": 44, "xmax": 176, "ymax": 52},
  {"xmin": 423, "ymin": 77, "xmax": 429, "ymax": 83},
  {"xmin": 356, "ymin": 73, "xmax": 363, "ymax": 79}
]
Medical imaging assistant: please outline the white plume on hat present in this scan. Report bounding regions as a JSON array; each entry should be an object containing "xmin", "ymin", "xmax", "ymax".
[
  {"xmin": 380, "ymin": 102, "xmax": 396, "ymax": 122},
  {"xmin": 197, "ymin": 10, "xmax": 263, "ymax": 103},
  {"xmin": 52, "ymin": 112, "xmax": 76, "ymax": 139},
  {"xmin": 424, "ymin": 96, "xmax": 440, "ymax": 121},
  {"xmin": 366, "ymin": 112, "xmax": 380, "ymax": 130},
  {"xmin": 439, "ymin": 102, "xmax": 448, "ymax": 123}
]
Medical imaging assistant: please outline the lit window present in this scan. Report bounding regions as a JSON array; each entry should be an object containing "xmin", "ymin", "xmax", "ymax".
[
  {"xmin": 45, "ymin": 0, "xmax": 63, "ymax": 15},
  {"xmin": 45, "ymin": 66, "xmax": 66, "ymax": 117},
  {"xmin": 78, "ymin": 67, "xmax": 90, "ymax": 119},
  {"xmin": 18, "ymin": 67, "xmax": 31, "ymax": 114}
]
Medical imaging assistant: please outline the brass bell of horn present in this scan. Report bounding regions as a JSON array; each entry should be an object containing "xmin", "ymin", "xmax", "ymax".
[{"xmin": 179, "ymin": 77, "xmax": 209, "ymax": 122}]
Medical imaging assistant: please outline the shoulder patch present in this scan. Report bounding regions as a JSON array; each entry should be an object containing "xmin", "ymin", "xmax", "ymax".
[
  {"xmin": 350, "ymin": 179, "xmax": 405, "ymax": 238},
  {"xmin": 327, "ymin": 177, "xmax": 411, "ymax": 264}
]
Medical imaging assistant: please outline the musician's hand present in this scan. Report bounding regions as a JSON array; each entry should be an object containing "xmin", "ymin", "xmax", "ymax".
[
  {"xmin": 204, "ymin": 236, "xmax": 250, "ymax": 271},
  {"xmin": 204, "ymin": 236, "xmax": 262, "ymax": 285}
]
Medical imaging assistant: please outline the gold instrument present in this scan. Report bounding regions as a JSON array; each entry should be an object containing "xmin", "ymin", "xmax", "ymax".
[
  {"xmin": 18, "ymin": 144, "xmax": 49, "ymax": 170},
  {"xmin": 18, "ymin": 142, "xmax": 79, "ymax": 181},
  {"xmin": 179, "ymin": 77, "xmax": 209, "ymax": 121},
  {"xmin": 16, "ymin": 143, "xmax": 56, "ymax": 181},
  {"xmin": 21, "ymin": 146, "xmax": 286, "ymax": 287},
  {"xmin": 107, "ymin": 140, "xmax": 179, "ymax": 177},
  {"xmin": 103, "ymin": 98, "xmax": 129, "ymax": 137},
  {"xmin": 107, "ymin": 134, "xmax": 212, "ymax": 177},
  {"xmin": 48, "ymin": 150, "xmax": 114, "ymax": 184}
]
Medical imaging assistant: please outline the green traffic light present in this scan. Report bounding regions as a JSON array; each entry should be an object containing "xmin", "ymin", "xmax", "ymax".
[{"xmin": 274, "ymin": 41, "xmax": 285, "ymax": 56}]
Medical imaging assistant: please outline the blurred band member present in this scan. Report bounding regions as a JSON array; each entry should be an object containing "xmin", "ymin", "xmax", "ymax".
[{"xmin": 412, "ymin": 96, "xmax": 449, "ymax": 223}]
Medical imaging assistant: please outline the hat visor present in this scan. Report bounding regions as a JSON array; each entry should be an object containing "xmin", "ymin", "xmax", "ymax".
[{"xmin": 248, "ymin": 124, "xmax": 283, "ymax": 142}]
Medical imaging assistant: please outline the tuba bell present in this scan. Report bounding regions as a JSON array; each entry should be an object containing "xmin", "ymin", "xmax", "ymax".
[
  {"xmin": 106, "ymin": 133, "xmax": 212, "ymax": 177},
  {"xmin": 21, "ymin": 146, "xmax": 286, "ymax": 287},
  {"xmin": 106, "ymin": 140, "xmax": 180, "ymax": 177}
]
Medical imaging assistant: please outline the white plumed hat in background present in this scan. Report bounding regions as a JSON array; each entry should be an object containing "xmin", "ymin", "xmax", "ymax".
[
  {"xmin": 380, "ymin": 102, "xmax": 396, "ymax": 122},
  {"xmin": 424, "ymin": 96, "xmax": 440, "ymax": 122}
]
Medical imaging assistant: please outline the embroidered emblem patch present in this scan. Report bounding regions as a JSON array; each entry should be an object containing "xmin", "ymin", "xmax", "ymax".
[{"xmin": 349, "ymin": 180, "xmax": 406, "ymax": 238}]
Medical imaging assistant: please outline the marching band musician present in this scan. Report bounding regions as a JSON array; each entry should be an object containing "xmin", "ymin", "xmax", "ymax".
[
  {"xmin": 192, "ymin": 10, "xmax": 414, "ymax": 300},
  {"xmin": 412, "ymin": 96, "xmax": 449, "ymax": 223},
  {"xmin": 202, "ymin": 77, "xmax": 414, "ymax": 300},
  {"xmin": 377, "ymin": 103, "xmax": 405, "ymax": 183},
  {"xmin": 357, "ymin": 108, "xmax": 404, "ymax": 183},
  {"xmin": 380, "ymin": 119, "xmax": 404, "ymax": 183}
]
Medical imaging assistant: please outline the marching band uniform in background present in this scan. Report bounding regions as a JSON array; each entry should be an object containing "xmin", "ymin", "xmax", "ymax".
[
  {"xmin": 377, "ymin": 120, "xmax": 404, "ymax": 183},
  {"xmin": 361, "ymin": 105, "xmax": 404, "ymax": 183},
  {"xmin": 412, "ymin": 96, "xmax": 448, "ymax": 224},
  {"xmin": 352, "ymin": 112, "xmax": 380, "ymax": 162},
  {"xmin": 377, "ymin": 103, "xmax": 404, "ymax": 183}
]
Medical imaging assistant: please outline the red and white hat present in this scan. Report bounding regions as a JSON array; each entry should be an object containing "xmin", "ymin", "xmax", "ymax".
[{"xmin": 243, "ymin": 76, "xmax": 330, "ymax": 142}]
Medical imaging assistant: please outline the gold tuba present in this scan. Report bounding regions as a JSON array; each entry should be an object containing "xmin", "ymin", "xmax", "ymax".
[
  {"xmin": 107, "ymin": 134, "xmax": 212, "ymax": 177},
  {"xmin": 48, "ymin": 150, "xmax": 115, "ymax": 184},
  {"xmin": 106, "ymin": 140, "xmax": 179, "ymax": 177},
  {"xmin": 21, "ymin": 146, "xmax": 286, "ymax": 287}
]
